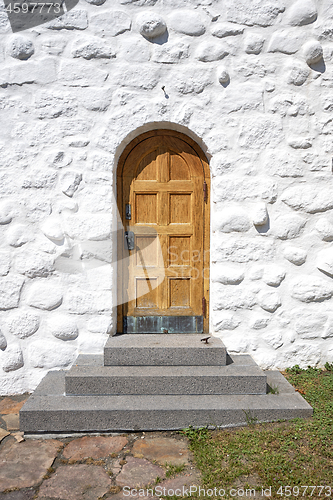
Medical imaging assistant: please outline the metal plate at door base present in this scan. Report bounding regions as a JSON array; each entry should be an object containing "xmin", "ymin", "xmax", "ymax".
[{"xmin": 124, "ymin": 316, "xmax": 204, "ymax": 334}]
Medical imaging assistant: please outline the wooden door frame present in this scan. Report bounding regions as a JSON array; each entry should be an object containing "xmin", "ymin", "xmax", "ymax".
[{"xmin": 116, "ymin": 129, "xmax": 210, "ymax": 333}]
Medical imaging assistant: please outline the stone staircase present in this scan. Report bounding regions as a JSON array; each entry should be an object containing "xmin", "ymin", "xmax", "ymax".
[{"xmin": 20, "ymin": 335, "xmax": 312, "ymax": 435}]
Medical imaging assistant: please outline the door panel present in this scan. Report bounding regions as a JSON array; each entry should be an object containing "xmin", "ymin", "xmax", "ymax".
[{"xmin": 117, "ymin": 131, "xmax": 210, "ymax": 333}]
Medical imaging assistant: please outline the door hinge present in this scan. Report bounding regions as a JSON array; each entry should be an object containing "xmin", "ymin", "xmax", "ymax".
[
  {"xmin": 123, "ymin": 316, "xmax": 128, "ymax": 333},
  {"xmin": 202, "ymin": 297, "xmax": 206, "ymax": 316},
  {"xmin": 125, "ymin": 203, "xmax": 131, "ymax": 220},
  {"xmin": 203, "ymin": 181, "xmax": 207, "ymax": 203}
]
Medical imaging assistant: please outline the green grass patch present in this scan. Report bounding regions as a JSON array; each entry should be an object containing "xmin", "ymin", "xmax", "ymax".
[{"xmin": 178, "ymin": 366, "xmax": 333, "ymax": 500}]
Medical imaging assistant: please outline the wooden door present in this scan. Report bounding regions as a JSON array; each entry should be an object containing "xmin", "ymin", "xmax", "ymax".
[{"xmin": 117, "ymin": 130, "xmax": 210, "ymax": 334}]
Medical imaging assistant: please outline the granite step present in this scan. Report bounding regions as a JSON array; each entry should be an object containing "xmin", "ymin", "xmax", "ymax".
[
  {"xmin": 103, "ymin": 334, "xmax": 227, "ymax": 366},
  {"xmin": 20, "ymin": 370, "xmax": 312, "ymax": 434},
  {"xmin": 65, "ymin": 362, "xmax": 267, "ymax": 396}
]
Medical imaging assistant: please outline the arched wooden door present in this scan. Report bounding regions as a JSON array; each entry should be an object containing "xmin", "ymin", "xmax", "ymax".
[{"xmin": 117, "ymin": 130, "xmax": 210, "ymax": 334}]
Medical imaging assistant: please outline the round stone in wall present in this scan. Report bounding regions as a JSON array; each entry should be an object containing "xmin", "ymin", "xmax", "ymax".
[
  {"xmin": 0, "ymin": 331, "xmax": 7, "ymax": 351},
  {"xmin": 303, "ymin": 40, "xmax": 323, "ymax": 65},
  {"xmin": 8, "ymin": 35, "xmax": 34, "ymax": 60},
  {"xmin": 217, "ymin": 67, "xmax": 230, "ymax": 84},
  {"xmin": 47, "ymin": 314, "xmax": 79, "ymax": 341},
  {"xmin": 168, "ymin": 10, "xmax": 205, "ymax": 36},
  {"xmin": 2, "ymin": 344, "xmax": 24, "ymax": 372},
  {"xmin": 85, "ymin": 0, "xmax": 106, "ymax": 5},
  {"xmin": 5, "ymin": 310, "xmax": 40, "ymax": 339},
  {"xmin": 136, "ymin": 12, "xmax": 167, "ymax": 39}
]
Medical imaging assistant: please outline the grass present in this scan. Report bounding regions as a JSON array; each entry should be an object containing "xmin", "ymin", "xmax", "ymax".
[{"xmin": 176, "ymin": 365, "xmax": 333, "ymax": 500}]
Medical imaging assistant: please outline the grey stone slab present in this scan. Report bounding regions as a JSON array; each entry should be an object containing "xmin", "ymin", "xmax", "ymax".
[
  {"xmin": 104, "ymin": 334, "xmax": 227, "ymax": 366},
  {"xmin": 74, "ymin": 354, "xmax": 104, "ymax": 367},
  {"xmin": 266, "ymin": 370, "xmax": 299, "ymax": 394},
  {"xmin": 65, "ymin": 364, "xmax": 267, "ymax": 396},
  {"xmin": 20, "ymin": 391, "xmax": 312, "ymax": 433}
]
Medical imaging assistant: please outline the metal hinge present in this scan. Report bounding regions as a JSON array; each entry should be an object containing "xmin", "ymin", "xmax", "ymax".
[
  {"xmin": 202, "ymin": 297, "xmax": 206, "ymax": 316},
  {"xmin": 123, "ymin": 316, "xmax": 128, "ymax": 333},
  {"xmin": 203, "ymin": 181, "xmax": 207, "ymax": 203}
]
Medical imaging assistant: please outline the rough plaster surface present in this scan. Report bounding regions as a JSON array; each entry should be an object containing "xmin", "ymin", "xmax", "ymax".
[{"xmin": 0, "ymin": 0, "xmax": 332, "ymax": 393}]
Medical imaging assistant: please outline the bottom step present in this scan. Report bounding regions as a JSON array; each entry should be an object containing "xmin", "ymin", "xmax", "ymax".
[{"xmin": 20, "ymin": 371, "xmax": 312, "ymax": 434}]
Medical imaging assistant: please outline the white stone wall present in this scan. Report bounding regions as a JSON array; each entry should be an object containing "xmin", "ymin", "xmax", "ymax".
[{"xmin": 0, "ymin": 0, "xmax": 333, "ymax": 393}]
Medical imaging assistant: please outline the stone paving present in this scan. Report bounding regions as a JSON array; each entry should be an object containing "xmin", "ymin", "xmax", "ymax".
[{"xmin": 0, "ymin": 395, "xmax": 200, "ymax": 500}]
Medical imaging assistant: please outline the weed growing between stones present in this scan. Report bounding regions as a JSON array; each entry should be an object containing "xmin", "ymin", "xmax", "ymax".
[{"xmin": 179, "ymin": 366, "xmax": 333, "ymax": 500}]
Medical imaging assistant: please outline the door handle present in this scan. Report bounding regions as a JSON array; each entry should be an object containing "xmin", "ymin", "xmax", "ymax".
[{"xmin": 125, "ymin": 231, "xmax": 135, "ymax": 250}]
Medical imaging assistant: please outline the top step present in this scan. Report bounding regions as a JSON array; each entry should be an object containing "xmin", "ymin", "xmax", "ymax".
[{"xmin": 104, "ymin": 334, "xmax": 227, "ymax": 366}]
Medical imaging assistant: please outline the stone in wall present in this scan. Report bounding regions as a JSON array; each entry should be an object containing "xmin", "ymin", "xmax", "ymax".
[
  {"xmin": 60, "ymin": 171, "xmax": 82, "ymax": 197},
  {"xmin": 214, "ymin": 177, "xmax": 277, "ymax": 203},
  {"xmin": 136, "ymin": 12, "xmax": 167, "ymax": 39},
  {"xmin": 59, "ymin": 61, "xmax": 108, "ymax": 87},
  {"xmin": 317, "ymin": 248, "xmax": 333, "ymax": 277},
  {"xmin": 47, "ymin": 314, "xmax": 79, "ymax": 341},
  {"xmin": 153, "ymin": 41, "xmax": 190, "ymax": 64},
  {"xmin": 46, "ymin": 11, "xmax": 88, "ymax": 30},
  {"xmin": 238, "ymin": 117, "xmax": 283, "ymax": 149},
  {"xmin": 6, "ymin": 224, "xmax": 33, "ymax": 247},
  {"xmin": 283, "ymin": 342, "xmax": 321, "ymax": 369},
  {"xmin": 195, "ymin": 42, "xmax": 229, "ymax": 62},
  {"xmin": 75, "ymin": 88, "xmax": 113, "ymax": 112},
  {"xmin": 283, "ymin": 246, "xmax": 307, "ymax": 266},
  {"xmin": 268, "ymin": 29, "xmax": 306, "ymax": 54},
  {"xmin": 288, "ymin": 137, "xmax": 312, "ymax": 149},
  {"xmin": 244, "ymin": 33, "xmax": 265, "ymax": 54},
  {"xmin": 218, "ymin": 207, "xmax": 251, "ymax": 233},
  {"xmin": 64, "ymin": 289, "xmax": 112, "ymax": 314},
  {"xmin": 252, "ymin": 203, "xmax": 268, "ymax": 226},
  {"xmin": 0, "ymin": 275, "xmax": 25, "ymax": 310},
  {"xmin": 2, "ymin": 344, "xmax": 23, "ymax": 372},
  {"xmin": 303, "ymin": 41, "xmax": 323, "ymax": 65},
  {"xmin": 72, "ymin": 38, "xmax": 117, "ymax": 60},
  {"xmin": 215, "ymin": 237, "xmax": 275, "ymax": 263},
  {"xmin": 120, "ymin": 36, "xmax": 151, "ymax": 63},
  {"xmin": 294, "ymin": 309, "xmax": 327, "ymax": 339},
  {"xmin": 257, "ymin": 290, "xmax": 281, "ymax": 312},
  {"xmin": 263, "ymin": 265, "xmax": 286, "ymax": 286},
  {"xmin": 286, "ymin": 62, "xmax": 310, "ymax": 86},
  {"xmin": 215, "ymin": 312, "xmax": 241, "ymax": 331},
  {"xmin": 217, "ymin": 67, "xmax": 230, "ymax": 84},
  {"xmin": 170, "ymin": 66, "xmax": 213, "ymax": 95},
  {"xmin": 27, "ymin": 282, "xmax": 63, "ymax": 310},
  {"xmin": 290, "ymin": 276, "xmax": 333, "ymax": 302},
  {"xmin": 28, "ymin": 339, "xmax": 77, "ymax": 369},
  {"xmin": 273, "ymin": 214, "xmax": 306, "ymax": 239},
  {"xmin": 4, "ymin": 310, "xmax": 40, "ymax": 339},
  {"xmin": 0, "ymin": 331, "xmax": 7, "ymax": 351},
  {"xmin": 48, "ymin": 151, "xmax": 72, "ymax": 169},
  {"xmin": 262, "ymin": 330, "xmax": 283, "ymax": 349},
  {"xmin": 282, "ymin": 184, "xmax": 333, "ymax": 213},
  {"xmin": 0, "ymin": 252, "xmax": 10, "ymax": 276},
  {"xmin": 22, "ymin": 170, "xmax": 57, "ymax": 190},
  {"xmin": 249, "ymin": 314, "xmax": 271, "ymax": 329},
  {"xmin": 8, "ymin": 35, "xmax": 34, "ymax": 60},
  {"xmin": 63, "ymin": 214, "xmax": 111, "ymax": 241},
  {"xmin": 0, "ymin": 201, "xmax": 14, "ymax": 225},
  {"xmin": 285, "ymin": 0, "xmax": 317, "ymax": 26},
  {"xmin": 87, "ymin": 316, "xmax": 113, "ymax": 335},
  {"xmin": 90, "ymin": 11, "xmax": 131, "ymax": 37},
  {"xmin": 213, "ymin": 286, "xmax": 256, "ymax": 310},
  {"xmin": 226, "ymin": 0, "xmax": 285, "ymax": 27},
  {"xmin": 168, "ymin": 10, "xmax": 206, "ymax": 36},
  {"xmin": 315, "ymin": 218, "xmax": 333, "ymax": 241},
  {"xmin": 14, "ymin": 250, "xmax": 54, "ymax": 278},
  {"xmin": 35, "ymin": 91, "xmax": 77, "ymax": 119},
  {"xmin": 41, "ymin": 37, "xmax": 68, "ymax": 56},
  {"xmin": 211, "ymin": 22, "xmax": 244, "ymax": 38},
  {"xmin": 40, "ymin": 217, "xmax": 64, "ymax": 242},
  {"xmin": 213, "ymin": 265, "xmax": 244, "ymax": 285},
  {"xmin": 262, "ymin": 150, "xmax": 304, "ymax": 177}
]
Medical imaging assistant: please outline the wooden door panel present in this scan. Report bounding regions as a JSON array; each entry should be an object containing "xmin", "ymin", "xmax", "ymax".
[{"xmin": 117, "ymin": 131, "xmax": 210, "ymax": 333}]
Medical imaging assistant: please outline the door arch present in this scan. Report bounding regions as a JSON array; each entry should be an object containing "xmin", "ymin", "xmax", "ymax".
[{"xmin": 117, "ymin": 130, "xmax": 210, "ymax": 334}]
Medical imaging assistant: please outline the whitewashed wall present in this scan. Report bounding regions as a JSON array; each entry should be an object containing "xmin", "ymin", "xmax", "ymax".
[{"xmin": 0, "ymin": 0, "xmax": 332, "ymax": 394}]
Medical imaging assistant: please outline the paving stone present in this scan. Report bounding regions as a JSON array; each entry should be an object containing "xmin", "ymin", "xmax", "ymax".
[
  {"xmin": 0, "ymin": 439, "xmax": 61, "ymax": 491},
  {"xmin": 0, "ymin": 398, "xmax": 26, "ymax": 415},
  {"xmin": 0, "ymin": 491, "xmax": 36, "ymax": 500},
  {"xmin": 157, "ymin": 472, "xmax": 200, "ymax": 492},
  {"xmin": 132, "ymin": 437, "xmax": 189, "ymax": 465},
  {"xmin": 116, "ymin": 456, "xmax": 165, "ymax": 488},
  {"xmin": 37, "ymin": 464, "xmax": 111, "ymax": 500},
  {"xmin": 0, "ymin": 428, "xmax": 9, "ymax": 442},
  {"xmin": 2, "ymin": 414, "xmax": 20, "ymax": 431},
  {"xmin": 63, "ymin": 435, "xmax": 128, "ymax": 461}
]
